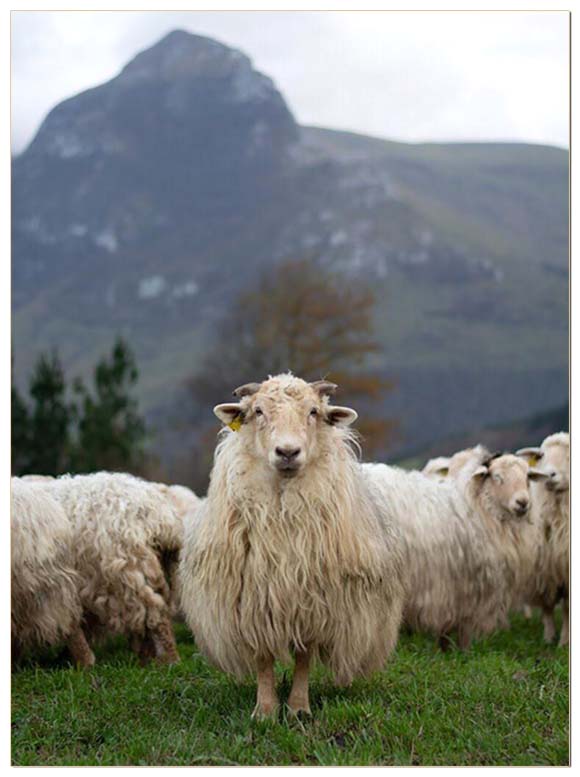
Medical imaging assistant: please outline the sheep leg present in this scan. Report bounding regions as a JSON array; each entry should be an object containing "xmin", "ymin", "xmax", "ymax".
[
  {"xmin": 130, "ymin": 631, "xmax": 157, "ymax": 665},
  {"xmin": 457, "ymin": 625, "xmax": 472, "ymax": 652},
  {"xmin": 252, "ymin": 654, "xmax": 278, "ymax": 720},
  {"xmin": 150, "ymin": 615, "xmax": 180, "ymax": 664},
  {"xmin": 67, "ymin": 626, "xmax": 96, "ymax": 668},
  {"xmin": 542, "ymin": 606, "xmax": 556, "ymax": 644},
  {"xmin": 288, "ymin": 647, "xmax": 312, "ymax": 716},
  {"xmin": 522, "ymin": 604, "xmax": 533, "ymax": 620},
  {"xmin": 11, "ymin": 638, "xmax": 22, "ymax": 667},
  {"xmin": 558, "ymin": 597, "xmax": 569, "ymax": 647}
]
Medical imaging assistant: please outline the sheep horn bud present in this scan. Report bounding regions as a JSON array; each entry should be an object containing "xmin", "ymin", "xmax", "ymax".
[
  {"xmin": 232, "ymin": 382, "xmax": 261, "ymax": 399},
  {"xmin": 311, "ymin": 380, "xmax": 338, "ymax": 397}
]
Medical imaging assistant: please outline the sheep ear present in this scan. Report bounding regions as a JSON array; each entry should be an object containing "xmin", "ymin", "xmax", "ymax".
[
  {"xmin": 516, "ymin": 447, "xmax": 544, "ymax": 466},
  {"xmin": 214, "ymin": 403, "xmax": 243, "ymax": 426},
  {"xmin": 528, "ymin": 468, "xmax": 549, "ymax": 482},
  {"xmin": 471, "ymin": 465, "xmax": 489, "ymax": 480},
  {"xmin": 326, "ymin": 405, "xmax": 358, "ymax": 427},
  {"xmin": 311, "ymin": 380, "xmax": 338, "ymax": 397}
]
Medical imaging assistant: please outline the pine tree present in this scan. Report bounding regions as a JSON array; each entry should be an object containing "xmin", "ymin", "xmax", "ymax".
[
  {"xmin": 27, "ymin": 350, "xmax": 72, "ymax": 475},
  {"xmin": 72, "ymin": 338, "xmax": 147, "ymax": 473},
  {"xmin": 11, "ymin": 383, "xmax": 31, "ymax": 475}
]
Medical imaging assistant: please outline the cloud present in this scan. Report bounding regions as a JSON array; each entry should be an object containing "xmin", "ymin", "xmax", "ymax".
[{"xmin": 11, "ymin": 10, "xmax": 569, "ymax": 153}]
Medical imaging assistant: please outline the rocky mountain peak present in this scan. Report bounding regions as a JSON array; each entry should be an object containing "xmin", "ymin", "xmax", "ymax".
[
  {"xmin": 120, "ymin": 30, "xmax": 257, "ymax": 88},
  {"xmin": 21, "ymin": 29, "xmax": 297, "ymax": 163}
]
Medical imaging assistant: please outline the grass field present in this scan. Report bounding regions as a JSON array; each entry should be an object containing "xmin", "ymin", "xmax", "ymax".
[{"xmin": 12, "ymin": 614, "xmax": 569, "ymax": 766}]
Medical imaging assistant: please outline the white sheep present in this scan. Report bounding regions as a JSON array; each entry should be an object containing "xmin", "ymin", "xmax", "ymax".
[
  {"xmin": 459, "ymin": 453, "xmax": 548, "ymax": 617},
  {"xmin": 363, "ymin": 452, "xmax": 547, "ymax": 650},
  {"xmin": 47, "ymin": 472, "xmax": 184, "ymax": 664},
  {"xmin": 517, "ymin": 432, "xmax": 570, "ymax": 646},
  {"xmin": 11, "ymin": 477, "xmax": 94, "ymax": 666},
  {"xmin": 179, "ymin": 374, "xmax": 406, "ymax": 719}
]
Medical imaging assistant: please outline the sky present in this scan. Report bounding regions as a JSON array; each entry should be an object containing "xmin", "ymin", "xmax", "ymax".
[{"xmin": 11, "ymin": 10, "xmax": 570, "ymax": 154}]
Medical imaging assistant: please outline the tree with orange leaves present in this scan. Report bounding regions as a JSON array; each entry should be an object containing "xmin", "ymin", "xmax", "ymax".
[{"xmin": 186, "ymin": 258, "xmax": 396, "ymax": 485}]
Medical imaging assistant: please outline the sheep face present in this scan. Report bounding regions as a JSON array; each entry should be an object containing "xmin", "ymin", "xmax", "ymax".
[
  {"xmin": 214, "ymin": 374, "xmax": 357, "ymax": 479},
  {"xmin": 517, "ymin": 432, "xmax": 569, "ymax": 494},
  {"xmin": 472, "ymin": 455, "xmax": 546, "ymax": 521},
  {"xmin": 540, "ymin": 434, "xmax": 570, "ymax": 493}
]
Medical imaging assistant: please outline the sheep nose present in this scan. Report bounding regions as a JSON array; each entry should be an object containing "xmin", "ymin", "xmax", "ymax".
[
  {"xmin": 275, "ymin": 446, "xmax": 301, "ymax": 462},
  {"xmin": 515, "ymin": 497, "xmax": 529, "ymax": 511}
]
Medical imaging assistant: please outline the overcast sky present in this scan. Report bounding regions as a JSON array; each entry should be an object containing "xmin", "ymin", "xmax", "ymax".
[{"xmin": 11, "ymin": 10, "xmax": 569, "ymax": 154}]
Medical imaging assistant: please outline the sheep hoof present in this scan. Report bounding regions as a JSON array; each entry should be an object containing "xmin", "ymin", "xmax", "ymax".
[
  {"xmin": 156, "ymin": 653, "xmax": 181, "ymax": 666},
  {"xmin": 287, "ymin": 702, "xmax": 312, "ymax": 719},
  {"xmin": 251, "ymin": 702, "xmax": 279, "ymax": 721},
  {"xmin": 558, "ymin": 636, "xmax": 569, "ymax": 648}
]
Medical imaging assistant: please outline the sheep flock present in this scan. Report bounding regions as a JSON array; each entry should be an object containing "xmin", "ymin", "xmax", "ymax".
[{"xmin": 11, "ymin": 373, "xmax": 569, "ymax": 719}]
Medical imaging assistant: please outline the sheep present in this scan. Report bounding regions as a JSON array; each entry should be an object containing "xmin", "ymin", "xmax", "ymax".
[
  {"xmin": 164, "ymin": 484, "xmax": 201, "ymax": 517},
  {"xmin": 11, "ymin": 477, "xmax": 94, "ymax": 667},
  {"xmin": 517, "ymin": 432, "xmax": 570, "ymax": 646},
  {"xmin": 459, "ymin": 454, "xmax": 549, "ymax": 616},
  {"xmin": 179, "ymin": 373, "xmax": 406, "ymax": 719},
  {"xmin": 421, "ymin": 456, "xmax": 450, "ymax": 480},
  {"xmin": 46, "ymin": 472, "xmax": 184, "ymax": 665},
  {"xmin": 447, "ymin": 446, "xmax": 538, "ymax": 618},
  {"xmin": 363, "ymin": 452, "xmax": 547, "ymax": 650},
  {"xmin": 422, "ymin": 445, "xmax": 492, "ymax": 483}
]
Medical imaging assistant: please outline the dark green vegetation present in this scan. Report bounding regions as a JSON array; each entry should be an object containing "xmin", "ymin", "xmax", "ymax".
[
  {"xmin": 12, "ymin": 615, "xmax": 568, "ymax": 766},
  {"xmin": 12, "ymin": 30, "xmax": 568, "ymax": 464},
  {"xmin": 12, "ymin": 338, "xmax": 146, "ymax": 476}
]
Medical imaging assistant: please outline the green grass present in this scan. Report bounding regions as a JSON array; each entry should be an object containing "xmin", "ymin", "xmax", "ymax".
[{"xmin": 11, "ymin": 614, "xmax": 569, "ymax": 766}]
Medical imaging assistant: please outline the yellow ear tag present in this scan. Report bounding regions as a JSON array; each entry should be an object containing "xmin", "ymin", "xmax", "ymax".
[
  {"xmin": 228, "ymin": 414, "xmax": 242, "ymax": 432},
  {"xmin": 528, "ymin": 454, "xmax": 538, "ymax": 467}
]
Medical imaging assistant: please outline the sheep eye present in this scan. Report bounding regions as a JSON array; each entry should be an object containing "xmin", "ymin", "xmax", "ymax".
[
  {"xmin": 255, "ymin": 407, "xmax": 263, "ymax": 417},
  {"xmin": 493, "ymin": 474, "xmax": 503, "ymax": 484}
]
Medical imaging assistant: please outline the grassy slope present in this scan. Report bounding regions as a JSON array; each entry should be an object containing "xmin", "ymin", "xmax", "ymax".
[
  {"xmin": 303, "ymin": 127, "xmax": 568, "ymax": 367},
  {"xmin": 12, "ymin": 615, "xmax": 568, "ymax": 766}
]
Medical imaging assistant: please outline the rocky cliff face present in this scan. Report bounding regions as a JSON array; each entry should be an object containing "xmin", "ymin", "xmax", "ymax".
[{"xmin": 12, "ymin": 29, "xmax": 568, "ymax": 457}]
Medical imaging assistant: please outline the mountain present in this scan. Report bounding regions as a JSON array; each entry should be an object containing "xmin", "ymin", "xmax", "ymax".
[{"xmin": 12, "ymin": 30, "xmax": 569, "ymax": 460}]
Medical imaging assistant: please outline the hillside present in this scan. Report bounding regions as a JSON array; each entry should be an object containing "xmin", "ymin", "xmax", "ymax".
[
  {"xmin": 397, "ymin": 403, "xmax": 569, "ymax": 470},
  {"xmin": 11, "ymin": 30, "xmax": 568, "ymax": 459}
]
